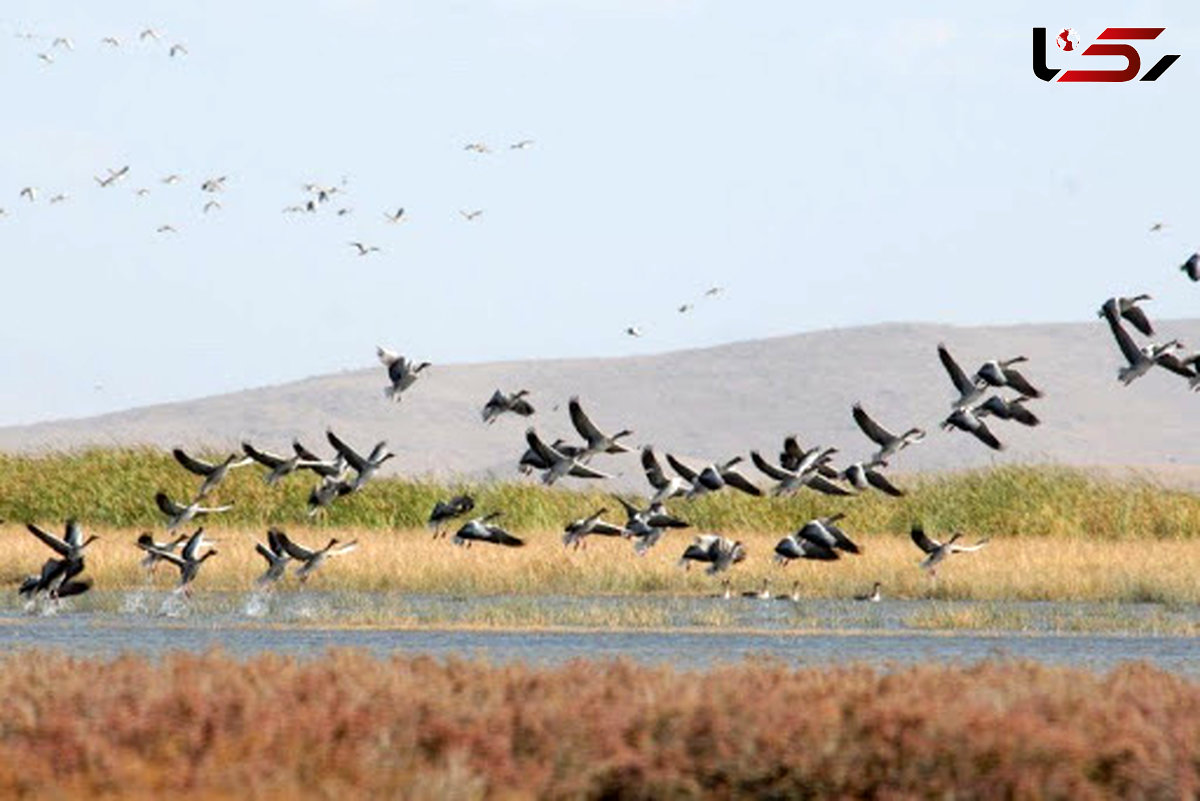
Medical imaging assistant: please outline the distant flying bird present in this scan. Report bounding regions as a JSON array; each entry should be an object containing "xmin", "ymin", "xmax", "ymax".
[
  {"xmin": 95, "ymin": 165, "xmax": 130, "ymax": 187},
  {"xmin": 938, "ymin": 343, "xmax": 987, "ymax": 411},
  {"xmin": 384, "ymin": 208, "xmax": 406, "ymax": 223},
  {"xmin": 460, "ymin": 209, "xmax": 483, "ymax": 221},
  {"xmin": 678, "ymin": 303, "xmax": 693, "ymax": 313},
  {"xmin": 172, "ymin": 448, "xmax": 253, "ymax": 497},
  {"xmin": 705, "ymin": 286, "xmax": 723, "ymax": 297},
  {"xmin": 349, "ymin": 241, "xmax": 380, "ymax": 256},
  {"xmin": 377, "ymin": 346, "xmax": 430, "ymax": 401},
  {"xmin": 640, "ymin": 446, "xmax": 691, "ymax": 504},
  {"xmin": 19, "ymin": 187, "xmax": 35, "ymax": 202},
  {"xmin": 910, "ymin": 525, "xmax": 989, "ymax": 576},
  {"xmin": 241, "ymin": 442, "xmax": 321, "ymax": 485},
  {"xmin": 139, "ymin": 28, "xmax": 162, "ymax": 42},
  {"xmin": 463, "ymin": 142, "xmax": 490, "ymax": 153},
  {"xmin": 748, "ymin": 449, "xmax": 846, "ymax": 497},
  {"xmin": 452, "ymin": 513, "xmax": 524, "ymax": 548},
  {"xmin": 307, "ymin": 477, "xmax": 353, "ymax": 517},
  {"xmin": 796, "ymin": 514, "xmax": 861, "ymax": 555},
  {"xmin": 977, "ymin": 395, "xmax": 1041, "ymax": 427},
  {"xmin": 510, "ymin": 139, "xmax": 534, "ymax": 149},
  {"xmin": 625, "ymin": 326, "xmax": 642, "ymax": 337},
  {"xmin": 613, "ymin": 496, "xmax": 688, "ymax": 555},
  {"xmin": 155, "ymin": 492, "xmax": 233, "ymax": 530},
  {"xmin": 1100, "ymin": 302, "xmax": 1190, "ymax": 385},
  {"xmin": 481, "ymin": 389, "xmax": 534, "ymax": 424},
  {"xmin": 156, "ymin": 224, "xmax": 177, "ymax": 234},
  {"xmin": 852, "ymin": 403, "xmax": 926, "ymax": 463},
  {"xmin": 169, "ymin": 43, "xmax": 187, "ymax": 57},
  {"xmin": 52, "ymin": 37, "xmax": 73, "ymax": 50},
  {"xmin": 569, "ymin": 396, "xmax": 633, "ymax": 456},
  {"xmin": 48, "ymin": 193, "xmax": 68, "ymax": 204},
  {"xmin": 1181, "ymin": 253, "xmax": 1199, "ymax": 282},
  {"xmin": 37, "ymin": 52, "xmax": 54, "ymax": 64},
  {"xmin": 1099, "ymin": 295, "xmax": 1154, "ymax": 337},
  {"xmin": 161, "ymin": 174, "xmax": 182, "ymax": 185},
  {"xmin": 200, "ymin": 176, "xmax": 226, "ymax": 192},
  {"xmin": 101, "ymin": 36, "xmax": 121, "ymax": 47},
  {"xmin": 336, "ymin": 207, "xmax": 353, "ymax": 216},
  {"xmin": 678, "ymin": 534, "xmax": 745, "ymax": 574},
  {"xmin": 975, "ymin": 357, "xmax": 1042, "ymax": 398},
  {"xmin": 203, "ymin": 200, "xmax": 221, "ymax": 213},
  {"xmin": 774, "ymin": 531, "xmax": 838, "ymax": 565},
  {"xmin": 1149, "ymin": 222, "xmax": 1164, "ymax": 232}
]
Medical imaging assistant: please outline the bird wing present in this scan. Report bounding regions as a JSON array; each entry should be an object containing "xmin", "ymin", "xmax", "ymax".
[
  {"xmin": 173, "ymin": 448, "xmax": 215, "ymax": 476},
  {"xmin": 589, "ymin": 521, "xmax": 625, "ymax": 536},
  {"xmin": 326, "ymin": 430, "xmax": 367, "ymax": 472},
  {"xmin": 807, "ymin": 475, "xmax": 852, "ymax": 496},
  {"xmin": 864, "ymin": 469, "xmax": 905, "ymax": 497},
  {"xmin": 567, "ymin": 463, "xmax": 612, "ymax": 480},
  {"xmin": 155, "ymin": 492, "xmax": 185, "ymax": 517},
  {"xmin": 291, "ymin": 440, "xmax": 325, "ymax": 463},
  {"xmin": 749, "ymin": 451, "xmax": 791, "ymax": 481},
  {"xmin": 25, "ymin": 523, "xmax": 70, "ymax": 557},
  {"xmin": 330, "ymin": 541, "xmax": 359, "ymax": 556},
  {"xmin": 275, "ymin": 532, "xmax": 317, "ymax": 561},
  {"xmin": 641, "ymin": 447, "xmax": 670, "ymax": 488},
  {"xmin": 376, "ymin": 346, "xmax": 399, "ymax": 366},
  {"xmin": 949, "ymin": 538, "xmax": 990, "ymax": 553},
  {"xmin": 1001, "ymin": 367, "xmax": 1042, "ymax": 398},
  {"xmin": 1101, "ymin": 305, "xmax": 1144, "ymax": 366},
  {"xmin": 721, "ymin": 468, "xmax": 762, "ymax": 497},
  {"xmin": 968, "ymin": 418, "xmax": 1004, "ymax": 451},
  {"xmin": 525, "ymin": 429, "xmax": 562, "ymax": 464},
  {"xmin": 910, "ymin": 525, "xmax": 940, "ymax": 554},
  {"xmin": 1156, "ymin": 353, "xmax": 1196, "ymax": 378},
  {"xmin": 242, "ymin": 442, "xmax": 286, "ymax": 469},
  {"xmin": 852, "ymin": 403, "xmax": 895, "ymax": 447},
  {"xmin": 568, "ymin": 397, "xmax": 606, "ymax": 447},
  {"xmin": 665, "ymin": 454, "xmax": 700, "ymax": 483},
  {"xmin": 1122, "ymin": 304, "xmax": 1154, "ymax": 337},
  {"xmin": 938, "ymin": 344, "xmax": 977, "ymax": 395},
  {"xmin": 488, "ymin": 527, "xmax": 525, "ymax": 547}
]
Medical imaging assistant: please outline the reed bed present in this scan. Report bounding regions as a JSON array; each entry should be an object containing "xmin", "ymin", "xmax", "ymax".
[
  {"xmin": 3, "ymin": 448, "xmax": 1200, "ymax": 540},
  {"xmin": 0, "ymin": 651, "xmax": 1196, "ymax": 799},
  {"xmin": 6, "ymin": 523, "xmax": 1200, "ymax": 604}
]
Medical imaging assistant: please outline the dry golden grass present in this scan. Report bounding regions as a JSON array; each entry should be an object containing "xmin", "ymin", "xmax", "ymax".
[
  {"xmin": 6, "ymin": 522, "xmax": 1200, "ymax": 604},
  {"xmin": 0, "ymin": 651, "xmax": 1197, "ymax": 799}
]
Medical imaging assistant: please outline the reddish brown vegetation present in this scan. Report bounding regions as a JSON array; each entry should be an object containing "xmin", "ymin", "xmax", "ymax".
[{"xmin": 0, "ymin": 652, "xmax": 1196, "ymax": 799}]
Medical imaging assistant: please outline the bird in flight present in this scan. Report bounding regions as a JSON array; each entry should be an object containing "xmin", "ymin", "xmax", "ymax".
[
  {"xmin": 384, "ymin": 208, "xmax": 406, "ymax": 223},
  {"xmin": 463, "ymin": 142, "xmax": 490, "ymax": 154},
  {"xmin": 705, "ymin": 286, "xmax": 723, "ymax": 297},
  {"xmin": 625, "ymin": 326, "xmax": 642, "ymax": 338},
  {"xmin": 140, "ymin": 28, "xmax": 162, "ymax": 42},
  {"xmin": 52, "ymin": 37, "xmax": 73, "ymax": 50},
  {"xmin": 169, "ymin": 43, "xmax": 188, "ymax": 57},
  {"xmin": 1149, "ymin": 222, "xmax": 1164, "ymax": 232},
  {"xmin": 510, "ymin": 139, "xmax": 535, "ymax": 150},
  {"xmin": 19, "ymin": 187, "xmax": 35, "ymax": 202},
  {"xmin": 101, "ymin": 36, "xmax": 120, "ymax": 47},
  {"xmin": 678, "ymin": 303, "xmax": 693, "ymax": 313},
  {"xmin": 349, "ymin": 242, "xmax": 381, "ymax": 256},
  {"xmin": 37, "ymin": 52, "xmax": 53, "ymax": 65},
  {"xmin": 95, "ymin": 165, "xmax": 130, "ymax": 188},
  {"xmin": 203, "ymin": 200, "xmax": 221, "ymax": 214},
  {"xmin": 460, "ymin": 209, "xmax": 483, "ymax": 221},
  {"xmin": 156, "ymin": 224, "xmax": 177, "ymax": 234}
]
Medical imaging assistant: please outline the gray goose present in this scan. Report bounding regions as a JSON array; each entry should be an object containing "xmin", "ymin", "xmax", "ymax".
[
  {"xmin": 254, "ymin": 528, "xmax": 293, "ymax": 586},
  {"xmin": 1100, "ymin": 302, "xmax": 1192, "ymax": 385},
  {"xmin": 668, "ymin": 454, "xmax": 763, "ymax": 498},
  {"xmin": 428, "ymin": 494, "xmax": 476, "ymax": 537},
  {"xmin": 481, "ymin": 389, "xmax": 535, "ymax": 424},
  {"xmin": 275, "ymin": 531, "xmax": 358, "ymax": 581},
  {"xmin": 172, "ymin": 448, "xmax": 253, "ymax": 497},
  {"xmin": 678, "ymin": 534, "xmax": 746, "ymax": 574},
  {"xmin": 562, "ymin": 508, "xmax": 626, "ymax": 550},
  {"xmin": 1099, "ymin": 295, "xmax": 1153, "ymax": 337},
  {"xmin": 452, "ymin": 513, "xmax": 524, "ymax": 547},
  {"xmin": 852, "ymin": 404, "xmax": 926, "ymax": 463},
  {"xmin": 137, "ymin": 528, "xmax": 218, "ymax": 594},
  {"xmin": 524, "ymin": 428, "xmax": 610, "ymax": 485},
  {"xmin": 136, "ymin": 532, "xmax": 188, "ymax": 571},
  {"xmin": 640, "ymin": 447, "xmax": 691, "ymax": 504},
  {"xmin": 974, "ymin": 357, "xmax": 1043, "ymax": 399},
  {"xmin": 910, "ymin": 525, "xmax": 989, "ymax": 576},
  {"xmin": 942, "ymin": 408, "xmax": 1004, "ymax": 451},
  {"xmin": 840, "ymin": 459, "xmax": 905, "ymax": 497},
  {"xmin": 749, "ymin": 450, "xmax": 846, "ymax": 497},
  {"xmin": 614, "ymin": 496, "xmax": 689, "ymax": 555},
  {"xmin": 568, "ymin": 397, "xmax": 633, "ymax": 457},
  {"xmin": 155, "ymin": 491, "xmax": 233, "ymax": 530},
  {"xmin": 377, "ymin": 346, "xmax": 430, "ymax": 401},
  {"xmin": 326, "ymin": 430, "xmax": 395, "ymax": 491}
]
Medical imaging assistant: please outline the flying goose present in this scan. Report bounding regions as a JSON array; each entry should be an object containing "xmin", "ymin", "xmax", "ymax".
[
  {"xmin": 37, "ymin": 52, "xmax": 54, "ymax": 64},
  {"xmin": 291, "ymin": 441, "xmax": 348, "ymax": 479},
  {"xmin": 678, "ymin": 303, "xmax": 693, "ymax": 313},
  {"xmin": 524, "ymin": 428, "xmax": 611, "ymax": 485},
  {"xmin": 200, "ymin": 176, "xmax": 226, "ymax": 192},
  {"xmin": 910, "ymin": 525, "xmax": 989, "ymax": 576},
  {"xmin": 154, "ymin": 492, "xmax": 233, "ymax": 530},
  {"xmin": 325, "ymin": 430, "xmax": 395, "ymax": 491},
  {"xmin": 614, "ymin": 496, "xmax": 688, "ymax": 555},
  {"xmin": 52, "ymin": 36, "xmax": 74, "ymax": 50},
  {"xmin": 19, "ymin": 557, "xmax": 89, "ymax": 600},
  {"xmin": 975, "ymin": 357, "xmax": 1043, "ymax": 398},
  {"xmin": 678, "ymin": 534, "xmax": 746, "ymax": 574},
  {"xmin": 137, "ymin": 528, "xmax": 218, "ymax": 593},
  {"xmin": 463, "ymin": 143, "xmax": 491, "ymax": 153},
  {"xmin": 740, "ymin": 577, "xmax": 772, "ymax": 600},
  {"xmin": 853, "ymin": 581, "xmax": 882, "ymax": 602},
  {"xmin": 1181, "ymin": 253, "xmax": 1199, "ymax": 282},
  {"xmin": 624, "ymin": 326, "xmax": 642, "ymax": 337},
  {"xmin": 307, "ymin": 477, "xmax": 354, "ymax": 516},
  {"xmin": 749, "ymin": 450, "xmax": 846, "ymax": 497},
  {"xmin": 169, "ymin": 43, "xmax": 187, "ymax": 57},
  {"xmin": 773, "ymin": 532, "xmax": 838, "ymax": 564},
  {"xmin": 562, "ymin": 508, "xmax": 626, "ymax": 550},
  {"xmin": 840, "ymin": 459, "xmax": 905, "ymax": 497},
  {"xmin": 460, "ymin": 209, "xmax": 483, "ymax": 220},
  {"xmin": 519, "ymin": 436, "xmax": 585, "ymax": 474},
  {"xmin": 938, "ymin": 344, "xmax": 987, "ymax": 411},
  {"xmin": 136, "ymin": 532, "xmax": 188, "ymax": 571},
  {"xmin": 173, "ymin": 448, "xmax": 254, "ymax": 497},
  {"xmin": 377, "ymin": 346, "xmax": 430, "ymax": 401},
  {"xmin": 139, "ymin": 28, "xmax": 162, "ymax": 41},
  {"xmin": 241, "ymin": 442, "xmax": 316, "ymax": 485},
  {"xmin": 203, "ymin": 200, "xmax": 221, "ymax": 213},
  {"xmin": 428, "ymin": 494, "xmax": 476, "ymax": 536},
  {"xmin": 274, "ymin": 531, "xmax": 357, "ymax": 581},
  {"xmin": 777, "ymin": 437, "xmax": 840, "ymax": 478},
  {"xmin": 977, "ymin": 395, "xmax": 1040, "ymax": 427},
  {"xmin": 852, "ymin": 403, "xmax": 926, "ymax": 463},
  {"xmin": 640, "ymin": 446, "xmax": 691, "ymax": 503},
  {"xmin": 669, "ymin": 454, "xmax": 763, "ymax": 498},
  {"xmin": 510, "ymin": 139, "xmax": 535, "ymax": 149},
  {"xmin": 569, "ymin": 396, "xmax": 632, "ymax": 457},
  {"xmin": 19, "ymin": 187, "xmax": 35, "ymax": 202},
  {"xmin": 349, "ymin": 241, "xmax": 381, "ymax": 256},
  {"xmin": 942, "ymin": 408, "xmax": 1004, "ymax": 450},
  {"xmin": 795, "ymin": 514, "xmax": 860, "ymax": 555},
  {"xmin": 384, "ymin": 208, "xmax": 406, "ymax": 223},
  {"xmin": 481, "ymin": 389, "xmax": 534, "ymax": 424},
  {"xmin": 254, "ymin": 528, "xmax": 292, "ymax": 585},
  {"xmin": 1100, "ymin": 303, "xmax": 1190, "ymax": 385},
  {"xmin": 1099, "ymin": 295, "xmax": 1154, "ymax": 337},
  {"xmin": 452, "ymin": 513, "xmax": 524, "ymax": 547},
  {"xmin": 48, "ymin": 193, "xmax": 68, "ymax": 204},
  {"xmin": 95, "ymin": 165, "xmax": 130, "ymax": 188},
  {"xmin": 705, "ymin": 286, "xmax": 723, "ymax": 297},
  {"xmin": 101, "ymin": 36, "xmax": 121, "ymax": 46}
]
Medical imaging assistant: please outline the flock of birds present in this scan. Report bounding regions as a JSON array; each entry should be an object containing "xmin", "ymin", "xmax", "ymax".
[{"xmin": 17, "ymin": 251, "xmax": 1200, "ymax": 607}]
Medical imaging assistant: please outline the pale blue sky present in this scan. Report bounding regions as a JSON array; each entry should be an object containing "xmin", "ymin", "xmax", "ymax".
[{"xmin": 1, "ymin": 1, "xmax": 1197, "ymax": 425}]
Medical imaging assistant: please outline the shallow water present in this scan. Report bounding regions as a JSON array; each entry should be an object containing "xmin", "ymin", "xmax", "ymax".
[{"xmin": 1, "ymin": 590, "xmax": 1197, "ymax": 673}]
